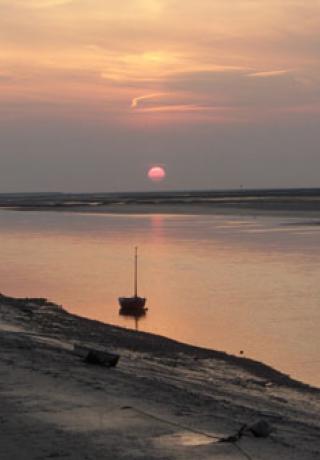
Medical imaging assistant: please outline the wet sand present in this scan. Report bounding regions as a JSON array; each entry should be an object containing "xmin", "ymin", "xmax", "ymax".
[{"xmin": 0, "ymin": 294, "xmax": 319, "ymax": 459}]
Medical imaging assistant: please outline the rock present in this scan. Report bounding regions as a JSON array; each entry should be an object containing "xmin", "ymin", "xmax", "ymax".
[
  {"xmin": 248, "ymin": 420, "xmax": 273, "ymax": 438},
  {"xmin": 84, "ymin": 349, "xmax": 120, "ymax": 368}
]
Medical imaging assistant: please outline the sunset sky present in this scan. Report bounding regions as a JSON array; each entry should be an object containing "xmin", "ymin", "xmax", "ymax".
[{"xmin": 1, "ymin": 0, "xmax": 319, "ymax": 191}]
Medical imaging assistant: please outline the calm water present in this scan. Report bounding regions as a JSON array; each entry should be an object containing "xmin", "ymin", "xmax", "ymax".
[{"xmin": 0, "ymin": 209, "xmax": 319, "ymax": 387}]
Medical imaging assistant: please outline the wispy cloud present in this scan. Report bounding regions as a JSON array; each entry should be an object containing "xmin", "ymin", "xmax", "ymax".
[
  {"xmin": 248, "ymin": 70, "xmax": 292, "ymax": 78},
  {"xmin": 2, "ymin": 0, "xmax": 73, "ymax": 8},
  {"xmin": 131, "ymin": 93, "xmax": 167, "ymax": 109},
  {"xmin": 134, "ymin": 104, "xmax": 234, "ymax": 114},
  {"xmin": 0, "ymin": 73, "xmax": 13, "ymax": 82}
]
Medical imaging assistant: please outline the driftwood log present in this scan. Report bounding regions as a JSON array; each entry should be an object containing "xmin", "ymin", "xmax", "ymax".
[{"xmin": 74, "ymin": 344, "xmax": 120, "ymax": 368}]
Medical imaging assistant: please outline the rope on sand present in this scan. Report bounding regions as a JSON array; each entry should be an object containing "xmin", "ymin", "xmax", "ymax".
[{"xmin": 121, "ymin": 406, "xmax": 254, "ymax": 460}]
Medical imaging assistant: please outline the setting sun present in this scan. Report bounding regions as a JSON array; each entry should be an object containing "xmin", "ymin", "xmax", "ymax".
[{"xmin": 147, "ymin": 166, "xmax": 166, "ymax": 182}]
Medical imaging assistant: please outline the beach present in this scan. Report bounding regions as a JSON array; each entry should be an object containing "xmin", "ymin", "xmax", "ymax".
[{"xmin": 0, "ymin": 293, "xmax": 319, "ymax": 460}]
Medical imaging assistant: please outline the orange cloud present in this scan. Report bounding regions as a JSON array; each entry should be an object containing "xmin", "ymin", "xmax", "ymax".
[{"xmin": 1, "ymin": 0, "xmax": 320, "ymax": 125}]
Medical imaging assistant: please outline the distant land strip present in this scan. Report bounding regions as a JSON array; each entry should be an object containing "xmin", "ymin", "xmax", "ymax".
[{"xmin": 0, "ymin": 189, "xmax": 320, "ymax": 214}]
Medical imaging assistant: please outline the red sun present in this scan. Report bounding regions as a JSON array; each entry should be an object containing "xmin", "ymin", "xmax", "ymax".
[{"xmin": 147, "ymin": 166, "xmax": 166, "ymax": 182}]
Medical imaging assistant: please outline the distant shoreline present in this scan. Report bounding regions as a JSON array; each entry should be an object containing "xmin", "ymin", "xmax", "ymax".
[{"xmin": 0, "ymin": 188, "xmax": 320, "ymax": 217}]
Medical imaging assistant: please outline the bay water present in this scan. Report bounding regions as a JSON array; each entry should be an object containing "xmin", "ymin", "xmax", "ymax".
[{"xmin": 0, "ymin": 209, "xmax": 319, "ymax": 387}]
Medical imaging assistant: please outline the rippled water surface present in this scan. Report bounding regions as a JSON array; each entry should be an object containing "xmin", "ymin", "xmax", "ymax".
[{"xmin": 0, "ymin": 209, "xmax": 319, "ymax": 387}]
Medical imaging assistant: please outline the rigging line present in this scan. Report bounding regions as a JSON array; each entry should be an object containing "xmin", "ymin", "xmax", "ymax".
[
  {"xmin": 233, "ymin": 443, "xmax": 254, "ymax": 460},
  {"xmin": 121, "ymin": 405, "xmax": 221, "ymax": 439},
  {"xmin": 121, "ymin": 405, "xmax": 254, "ymax": 460}
]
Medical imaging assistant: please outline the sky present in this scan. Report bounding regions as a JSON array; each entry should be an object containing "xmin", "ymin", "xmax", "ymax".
[{"xmin": 0, "ymin": 0, "xmax": 320, "ymax": 192}]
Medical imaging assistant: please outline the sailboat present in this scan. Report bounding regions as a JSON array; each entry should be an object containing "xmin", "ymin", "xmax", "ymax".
[{"xmin": 118, "ymin": 247, "xmax": 147, "ymax": 312}]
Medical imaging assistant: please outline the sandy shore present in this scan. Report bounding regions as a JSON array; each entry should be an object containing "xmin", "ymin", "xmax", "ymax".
[{"xmin": 0, "ymin": 294, "xmax": 319, "ymax": 460}]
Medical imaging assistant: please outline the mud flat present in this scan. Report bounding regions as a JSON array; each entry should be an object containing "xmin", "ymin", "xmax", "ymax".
[{"xmin": 0, "ymin": 293, "xmax": 319, "ymax": 459}]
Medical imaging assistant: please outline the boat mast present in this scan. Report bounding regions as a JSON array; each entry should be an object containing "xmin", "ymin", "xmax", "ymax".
[{"xmin": 134, "ymin": 246, "xmax": 138, "ymax": 297}]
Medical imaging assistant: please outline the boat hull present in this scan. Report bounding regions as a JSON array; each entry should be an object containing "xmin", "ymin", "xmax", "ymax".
[{"xmin": 118, "ymin": 296, "xmax": 146, "ymax": 311}]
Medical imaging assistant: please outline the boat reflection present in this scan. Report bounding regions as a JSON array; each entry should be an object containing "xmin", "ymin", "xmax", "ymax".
[{"xmin": 119, "ymin": 307, "xmax": 148, "ymax": 331}]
